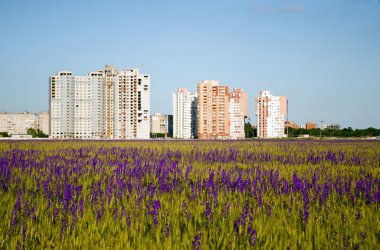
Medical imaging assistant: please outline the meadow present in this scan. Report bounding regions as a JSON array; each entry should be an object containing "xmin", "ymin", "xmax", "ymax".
[{"xmin": 0, "ymin": 139, "xmax": 379, "ymax": 249}]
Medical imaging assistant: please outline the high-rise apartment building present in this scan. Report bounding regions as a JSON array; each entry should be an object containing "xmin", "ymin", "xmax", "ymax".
[
  {"xmin": 230, "ymin": 88, "xmax": 248, "ymax": 118},
  {"xmin": 229, "ymin": 89, "xmax": 247, "ymax": 139},
  {"xmin": 255, "ymin": 90, "xmax": 287, "ymax": 138},
  {"xmin": 104, "ymin": 66, "xmax": 150, "ymax": 139},
  {"xmin": 197, "ymin": 80, "xmax": 229, "ymax": 139},
  {"xmin": 49, "ymin": 66, "xmax": 150, "ymax": 139},
  {"xmin": 172, "ymin": 88, "xmax": 197, "ymax": 139}
]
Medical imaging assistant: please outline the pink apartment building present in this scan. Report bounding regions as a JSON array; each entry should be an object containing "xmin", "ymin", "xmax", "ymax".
[
  {"xmin": 229, "ymin": 88, "xmax": 248, "ymax": 118},
  {"xmin": 255, "ymin": 90, "xmax": 287, "ymax": 138},
  {"xmin": 197, "ymin": 80, "xmax": 229, "ymax": 139}
]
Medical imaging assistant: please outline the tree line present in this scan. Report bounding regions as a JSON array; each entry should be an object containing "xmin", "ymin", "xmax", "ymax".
[
  {"xmin": 0, "ymin": 128, "xmax": 48, "ymax": 138},
  {"xmin": 286, "ymin": 127, "xmax": 380, "ymax": 138}
]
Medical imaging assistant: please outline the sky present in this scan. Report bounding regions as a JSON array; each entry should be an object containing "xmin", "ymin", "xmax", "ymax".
[{"xmin": 0, "ymin": 0, "xmax": 379, "ymax": 129}]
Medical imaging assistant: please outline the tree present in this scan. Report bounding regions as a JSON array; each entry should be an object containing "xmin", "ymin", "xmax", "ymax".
[
  {"xmin": 27, "ymin": 128, "xmax": 48, "ymax": 138},
  {"xmin": 27, "ymin": 128, "xmax": 37, "ymax": 137},
  {"xmin": 0, "ymin": 132, "xmax": 9, "ymax": 137},
  {"xmin": 287, "ymin": 127, "xmax": 380, "ymax": 138},
  {"xmin": 244, "ymin": 122, "xmax": 256, "ymax": 138},
  {"xmin": 150, "ymin": 132, "xmax": 167, "ymax": 138}
]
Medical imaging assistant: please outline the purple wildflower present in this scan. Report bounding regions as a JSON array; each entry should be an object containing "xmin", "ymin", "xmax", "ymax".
[
  {"xmin": 356, "ymin": 210, "xmax": 361, "ymax": 220},
  {"xmin": 193, "ymin": 231, "xmax": 202, "ymax": 250},
  {"xmin": 204, "ymin": 201, "xmax": 212, "ymax": 221},
  {"xmin": 126, "ymin": 213, "xmax": 131, "ymax": 227},
  {"xmin": 79, "ymin": 199, "xmax": 84, "ymax": 217},
  {"xmin": 374, "ymin": 185, "xmax": 380, "ymax": 203},
  {"xmin": 248, "ymin": 226, "xmax": 257, "ymax": 246},
  {"xmin": 62, "ymin": 184, "xmax": 72, "ymax": 211},
  {"xmin": 21, "ymin": 222, "xmax": 27, "ymax": 243},
  {"xmin": 165, "ymin": 223, "xmax": 170, "ymax": 238},
  {"xmin": 151, "ymin": 200, "xmax": 161, "ymax": 227}
]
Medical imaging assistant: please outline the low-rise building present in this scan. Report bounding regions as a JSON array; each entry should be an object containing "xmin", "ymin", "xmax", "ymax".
[
  {"xmin": 150, "ymin": 113, "xmax": 173, "ymax": 137},
  {"xmin": 285, "ymin": 121, "xmax": 299, "ymax": 129},
  {"xmin": 0, "ymin": 112, "xmax": 38, "ymax": 135},
  {"xmin": 38, "ymin": 112, "xmax": 50, "ymax": 135},
  {"xmin": 305, "ymin": 122, "xmax": 317, "ymax": 130},
  {"xmin": 321, "ymin": 123, "xmax": 341, "ymax": 130},
  {"xmin": 0, "ymin": 112, "xmax": 50, "ymax": 136}
]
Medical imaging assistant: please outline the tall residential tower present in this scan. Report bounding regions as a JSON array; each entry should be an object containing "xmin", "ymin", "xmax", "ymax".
[
  {"xmin": 255, "ymin": 90, "xmax": 287, "ymax": 138},
  {"xmin": 229, "ymin": 89, "xmax": 248, "ymax": 139},
  {"xmin": 172, "ymin": 88, "xmax": 197, "ymax": 139},
  {"xmin": 49, "ymin": 66, "xmax": 150, "ymax": 139},
  {"xmin": 197, "ymin": 80, "xmax": 229, "ymax": 139}
]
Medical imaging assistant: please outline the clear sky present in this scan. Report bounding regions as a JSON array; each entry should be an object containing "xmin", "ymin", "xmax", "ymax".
[{"xmin": 0, "ymin": 0, "xmax": 379, "ymax": 129}]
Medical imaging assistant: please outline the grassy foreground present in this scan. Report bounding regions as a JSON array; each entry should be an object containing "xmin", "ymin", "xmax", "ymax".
[{"xmin": 0, "ymin": 140, "xmax": 379, "ymax": 249}]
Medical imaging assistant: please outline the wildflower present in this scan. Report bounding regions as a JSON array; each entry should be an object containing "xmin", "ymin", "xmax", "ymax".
[
  {"xmin": 193, "ymin": 231, "xmax": 202, "ymax": 250},
  {"xmin": 126, "ymin": 214, "xmax": 131, "ymax": 227},
  {"xmin": 267, "ymin": 205, "xmax": 272, "ymax": 217},
  {"xmin": 151, "ymin": 200, "xmax": 161, "ymax": 227},
  {"xmin": 79, "ymin": 199, "xmax": 84, "ymax": 217},
  {"xmin": 204, "ymin": 201, "xmax": 212, "ymax": 221},
  {"xmin": 374, "ymin": 185, "xmax": 380, "ymax": 203},
  {"xmin": 22, "ymin": 223, "xmax": 27, "ymax": 242},
  {"xmin": 356, "ymin": 210, "xmax": 361, "ymax": 220},
  {"xmin": 62, "ymin": 184, "xmax": 72, "ymax": 211},
  {"xmin": 248, "ymin": 226, "xmax": 257, "ymax": 246},
  {"xmin": 165, "ymin": 223, "xmax": 170, "ymax": 238}
]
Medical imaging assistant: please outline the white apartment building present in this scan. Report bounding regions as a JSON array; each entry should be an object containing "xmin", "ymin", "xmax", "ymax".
[
  {"xmin": 49, "ymin": 66, "xmax": 150, "ymax": 139},
  {"xmin": 255, "ymin": 91, "xmax": 287, "ymax": 138},
  {"xmin": 172, "ymin": 88, "xmax": 197, "ymax": 139},
  {"xmin": 229, "ymin": 99, "xmax": 245, "ymax": 140},
  {"xmin": 0, "ymin": 112, "xmax": 38, "ymax": 135},
  {"xmin": 229, "ymin": 89, "xmax": 247, "ymax": 139}
]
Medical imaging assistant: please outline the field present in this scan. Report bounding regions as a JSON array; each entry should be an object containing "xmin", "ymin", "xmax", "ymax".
[{"xmin": 0, "ymin": 140, "xmax": 380, "ymax": 249}]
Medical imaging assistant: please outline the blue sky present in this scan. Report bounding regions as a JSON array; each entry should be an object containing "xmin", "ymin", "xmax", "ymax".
[{"xmin": 0, "ymin": 0, "xmax": 379, "ymax": 129}]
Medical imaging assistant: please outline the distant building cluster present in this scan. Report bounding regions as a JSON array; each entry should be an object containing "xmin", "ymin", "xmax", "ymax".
[
  {"xmin": 0, "ymin": 112, "xmax": 49, "ymax": 135},
  {"xmin": 172, "ymin": 81, "xmax": 249, "ymax": 139},
  {"xmin": 49, "ymin": 65, "xmax": 150, "ymax": 139},
  {"xmin": 0, "ymin": 64, "xmax": 346, "ymax": 140}
]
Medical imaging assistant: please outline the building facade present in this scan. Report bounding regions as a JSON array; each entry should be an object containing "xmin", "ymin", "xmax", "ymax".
[
  {"xmin": 150, "ymin": 113, "xmax": 173, "ymax": 137},
  {"xmin": 230, "ymin": 88, "xmax": 248, "ymax": 118},
  {"xmin": 0, "ymin": 112, "xmax": 38, "ymax": 135},
  {"xmin": 197, "ymin": 80, "xmax": 229, "ymax": 139},
  {"xmin": 49, "ymin": 66, "xmax": 150, "ymax": 139},
  {"xmin": 285, "ymin": 121, "xmax": 299, "ymax": 129},
  {"xmin": 305, "ymin": 122, "xmax": 317, "ymax": 130},
  {"xmin": 38, "ymin": 112, "xmax": 50, "ymax": 135},
  {"xmin": 229, "ymin": 89, "xmax": 247, "ymax": 139},
  {"xmin": 326, "ymin": 124, "xmax": 341, "ymax": 130},
  {"xmin": 255, "ymin": 90, "xmax": 287, "ymax": 138},
  {"xmin": 172, "ymin": 88, "xmax": 197, "ymax": 139}
]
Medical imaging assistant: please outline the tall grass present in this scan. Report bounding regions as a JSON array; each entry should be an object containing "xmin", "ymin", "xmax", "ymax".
[{"xmin": 0, "ymin": 140, "xmax": 379, "ymax": 249}]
